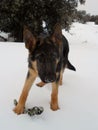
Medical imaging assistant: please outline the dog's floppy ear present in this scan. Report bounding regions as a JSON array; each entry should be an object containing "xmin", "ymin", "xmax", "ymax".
[
  {"xmin": 51, "ymin": 23, "xmax": 62, "ymax": 45},
  {"xmin": 23, "ymin": 26, "xmax": 36, "ymax": 52}
]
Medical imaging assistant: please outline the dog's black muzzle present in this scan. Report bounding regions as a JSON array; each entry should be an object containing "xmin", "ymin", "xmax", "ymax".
[
  {"xmin": 39, "ymin": 73, "xmax": 56, "ymax": 83},
  {"xmin": 44, "ymin": 74, "xmax": 56, "ymax": 83}
]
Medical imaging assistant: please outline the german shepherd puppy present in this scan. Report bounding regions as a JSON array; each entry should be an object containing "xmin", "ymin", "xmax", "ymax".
[{"xmin": 13, "ymin": 24, "xmax": 76, "ymax": 114}]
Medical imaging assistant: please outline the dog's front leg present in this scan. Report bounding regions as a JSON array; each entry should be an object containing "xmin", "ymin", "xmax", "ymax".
[
  {"xmin": 51, "ymin": 82, "xmax": 59, "ymax": 111},
  {"xmin": 13, "ymin": 69, "xmax": 37, "ymax": 114}
]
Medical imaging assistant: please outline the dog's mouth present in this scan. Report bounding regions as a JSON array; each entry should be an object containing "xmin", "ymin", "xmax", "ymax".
[{"xmin": 39, "ymin": 74, "xmax": 56, "ymax": 83}]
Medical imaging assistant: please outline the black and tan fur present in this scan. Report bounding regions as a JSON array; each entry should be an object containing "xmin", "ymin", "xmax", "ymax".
[{"xmin": 13, "ymin": 24, "xmax": 76, "ymax": 114}]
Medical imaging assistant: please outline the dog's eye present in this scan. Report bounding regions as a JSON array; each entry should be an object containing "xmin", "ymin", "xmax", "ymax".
[
  {"xmin": 35, "ymin": 53, "xmax": 41, "ymax": 59},
  {"xmin": 36, "ymin": 40, "xmax": 40, "ymax": 46},
  {"xmin": 35, "ymin": 52, "xmax": 45, "ymax": 59}
]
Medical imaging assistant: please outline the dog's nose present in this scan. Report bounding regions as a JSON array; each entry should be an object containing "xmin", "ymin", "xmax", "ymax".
[
  {"xmin": 44, "ymin": 78, "xmax": 54, "ymax": 83},
  {"xmin": 44, "ymin": 76, "xmax": 55, "ymax": 83}
]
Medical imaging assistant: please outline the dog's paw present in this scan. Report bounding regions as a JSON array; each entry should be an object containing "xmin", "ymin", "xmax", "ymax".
[
  {"xmin": 13, "ymin": 105, "xmax": 24, "ymax": 115},
  {"xmin": 36, "ymin": 82, "xmax": 46, "ymax": 87},
  {"xmin": 50, "ymin": 103, "xmax": 59, "ymax": 111}
]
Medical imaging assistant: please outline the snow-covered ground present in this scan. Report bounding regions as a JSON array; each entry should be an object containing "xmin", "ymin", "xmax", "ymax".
[{"xmin": 0, "ymin": 22, "xmax": 98, "ymax": 130}]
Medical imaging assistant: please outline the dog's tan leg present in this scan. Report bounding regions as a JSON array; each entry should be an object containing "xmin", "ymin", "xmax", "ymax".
[
  {"xmin": 13, "ymin": 69, "xmax": 37, "ymax": 114},
  {"xmin": 36, "ymin": 81, "xmax": 46, "ymax": 87},
  {"xmin": 50, "ymin": 82, "xmax": 59, "ymax": 111}
]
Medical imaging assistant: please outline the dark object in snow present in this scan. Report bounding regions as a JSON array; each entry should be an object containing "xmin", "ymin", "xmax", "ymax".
[
  {"xmin": 14, "ymin": 99, "xmax": 44, "ymax": 116},
  {"xmin": 28, "ymin": 107, "xmax": 44, "ymax": 116}
]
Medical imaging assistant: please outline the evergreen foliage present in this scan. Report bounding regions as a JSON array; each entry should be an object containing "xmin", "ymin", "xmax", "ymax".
[{"xmin": 0, "ymin": 0, "xmax": 85, "ymax": 41}]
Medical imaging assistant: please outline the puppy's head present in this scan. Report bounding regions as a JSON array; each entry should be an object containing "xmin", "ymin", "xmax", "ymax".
[{"xmin": 23, "ymin": 24, "xmax": 62, "ymax": 83}]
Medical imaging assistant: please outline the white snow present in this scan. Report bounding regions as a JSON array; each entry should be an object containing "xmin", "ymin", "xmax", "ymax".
[
  {"xmin": 0, "ymin": 31, "xmax": 9, "ymax": 39},
  {"xmin": 0, "ymin": 22, "xmax": 98, "ymax": 130}
]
